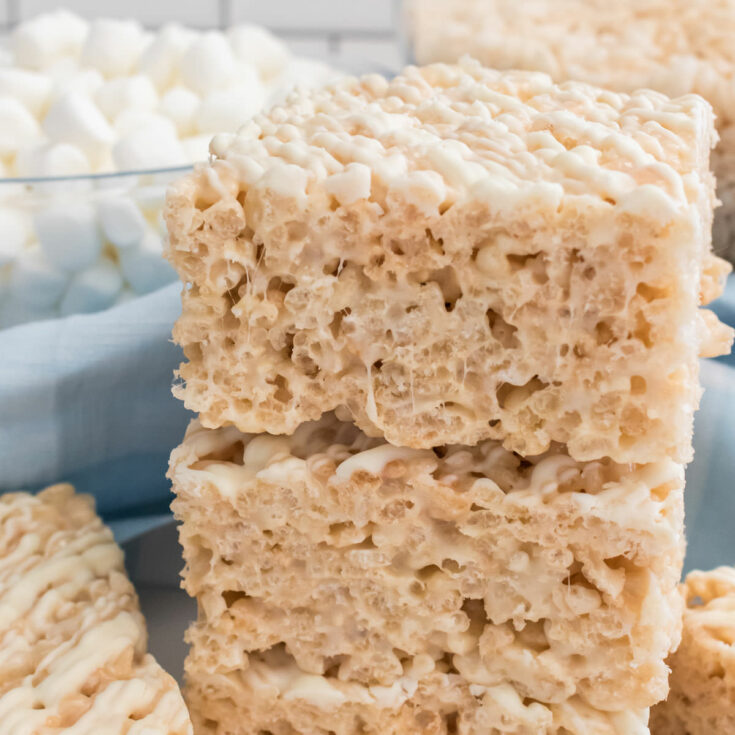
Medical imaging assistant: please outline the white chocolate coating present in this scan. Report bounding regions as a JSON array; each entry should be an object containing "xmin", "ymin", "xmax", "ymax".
[{"xmin": 0, "ymin": 484, "xmax": 192, "ymax": 735}]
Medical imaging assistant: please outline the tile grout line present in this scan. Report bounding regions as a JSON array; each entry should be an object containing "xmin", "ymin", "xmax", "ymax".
[
  {"xmin": 6, "ymin": 0, "xmax": 18, "ymax": 27},
  {"xmin": 393, "ymin": 0, "xmax": 410, "ymax": 66},
  {"xmin": 218, "ymin": 0, "xmax": 232, "ymax": 29},
  {"xmin": 4, "ymin": 0, "xmax": 229, "ymax": 29}
]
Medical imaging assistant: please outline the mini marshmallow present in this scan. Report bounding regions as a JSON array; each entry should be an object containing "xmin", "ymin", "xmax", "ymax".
[
  {"xmin": 8, "ymin": 244, "xmax": 69, "ymax": 308},
  {"xmin": 180, "ymin": 32, "xmax": 238, "ymax": 96},
  {"xmin": 34, "ymin": 202, "xmax": 103, "ymax": 273},
  {"xmin": 48, "ymin": 67, "xmax": 105, "ymax": 104},
  {"xmin": 95, "ymin": 75, "xmax": 158, "ymax": 121},
  {"xmin": 119, "ymin": 227, "xmax": 176, "ymax": 294},
  {"xmin": 0, "ymin": 68, "xmax": 52, "ymax": 117},
  {"xmin": 114, "ymin": 287, "xmax": 137, "ymax": 306},
  {"xmin": 0, "ymin": 208, "xmax": 31, "ymax": 266},
  {"xmin": 44, "ymin": 57, "xmax": 80, "ymax": 81},
  {"xmin": 91, "ymin": 150, "xmax": 115, "ymax": 176},
  {"xmin": 15, "ymin": 143, "xmax": 90, "ymax": 178},
  {"xmin": 0, "ymin": 97, "xmax": 42, "ymax": 158},
  {"xmin": 0, "ymin": 180, "xmax": 24, "ymax": 202},
  {"xmin": 195, "ymin": 70, "xmax": 265, "ymax": 134},
  {"xmin": 181, "ymin": 134, "xmax": 213, "ymax": 163},
  {"xmin": 132, "ymin": 185, "xmax": 166, "ymax": 213},
  {"xmin": 43, "ymin": 92, "xmax": 115, "ymax": 160},
  {"xmin": 114, "ymin": 110, "xmax": 178, "ymax": 139},
  {"xmin": 158, "ymin": 86, "xmax": 199, "ymax": 136},
  {"xmin": 113, "ymin": 126, "xmax": 188, "ymax": 170},
  {"xmin": 137, "ymin": 23, "xmax": 199, "ymax": 91},
  {"xmin": 97, "ymin": 196, "xmax": 146, "ymax": 248},
  {"xmin": 11, "ymin": 10, "xmax": 89, "ymax": 71},
  {"xmin": 325, "ymin": 162, "xmax": 372, "ymax": 205},
  {"xmin": 59, "ymin": 256, "xmax": 123, "ymax": 315},
  {"xmin": 227, "ymin": 25, "xmax": 290, "ymax": 81},
  {"xmin": 80, "ymin": 19, "xmax": 148, "ymax": 78},
  {"xmin": 150, "ymin": 171, "xmax": 184, "ymax": 189}
]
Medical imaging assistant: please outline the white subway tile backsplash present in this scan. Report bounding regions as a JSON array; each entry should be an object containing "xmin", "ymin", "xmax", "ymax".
[
  {"xmin": 281, "ymin": 37, "xmax": 332, "ymax": 61},
  {"xmin": 281, "ymin": 37, "xmax": 403, "ymax": 76},
  {"xmin": 337, "ymin": 38, "xmax": 405, "ymax": 73},
  {"xmin": 4, "ymin": 0, "xmax": 407, "ymax": 76},
  {"xmin": 16, "ymin": 0, "xmax": 222, "ymax": 28},
  {"xmin": 230, "ymin": 0, "xmax": 396, "ymax": 31}
]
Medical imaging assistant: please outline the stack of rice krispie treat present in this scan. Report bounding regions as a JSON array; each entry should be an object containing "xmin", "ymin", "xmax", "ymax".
[
  {"xmin": 165, "ymin": 59, "xmax": 733, "ymax": 734},
  {"xmin": 0, "ymin": 484, "xmax": 192, "ymax": 734},
  {"xmin": 409, "ymin": 0, "xmax": 735, "ymax": 262}
]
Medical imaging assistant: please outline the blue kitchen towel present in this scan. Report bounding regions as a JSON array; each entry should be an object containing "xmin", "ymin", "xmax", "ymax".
[
  {"xmin": 0, "ymin": 282, "xmax": 191, "ymax": 539},
  {"xmin": 0, "ymin": 277, "xmax": 733, "ymax": 551},
  {"xmin": 685, "ymin": 275, "xmax": 735, "ymax": 569},
  {"xmin": 709, "ymin": 274, "xmax": 735, "ymax": 368},
  {"xmin": 686, "ymin": 357, "xmax": 735, "ymax": 571}
]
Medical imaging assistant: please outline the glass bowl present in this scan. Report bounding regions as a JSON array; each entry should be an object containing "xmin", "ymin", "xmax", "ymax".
[{"xmin": 0, "ymin": 164, "xmax": 192, "ymax": 329}]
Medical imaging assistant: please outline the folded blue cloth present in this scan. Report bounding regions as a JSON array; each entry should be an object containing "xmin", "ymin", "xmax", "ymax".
[
  {"xmin": 0, "ymin": 283, "xmax": 190, "ymax": 541},
  {"xmin": 1, "ymin": 278, "xmax": 734, "ymax": 556},
  {"xmin": 686, "ymin": 275, "xmax": 735, "ymax": 570}
]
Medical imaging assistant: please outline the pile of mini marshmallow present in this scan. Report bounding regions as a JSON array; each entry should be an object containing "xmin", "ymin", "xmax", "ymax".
[{"xmin": 0, "ymin": 10, "xmax": 335, "ymax": 329}]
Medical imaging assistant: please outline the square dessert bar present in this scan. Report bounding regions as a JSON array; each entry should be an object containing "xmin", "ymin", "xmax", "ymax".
[
  {"xmin": 166, "ymin": 60, "xmax": 732, "ymax": 463},
  {"xmin": 186, "ymin": 651, "xmax": 649, "ymax": 735},
  {"xmin": 409, "ymin": 0, "xmax": 735, "ymax": 259},
  {"xmin": 0, "ymin": 484, "xmax": 192, "ymax": 735},
  {"xmin": 650, "ymin": 567, "xmax": 735, "ymax": 735},
  {"xmin": 170, "ymin": 414, "xmax": 685, "ymax": 734}
]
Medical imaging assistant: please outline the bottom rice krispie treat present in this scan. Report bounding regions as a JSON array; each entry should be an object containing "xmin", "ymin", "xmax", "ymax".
[
  {"xmin": 650, "ymin": 567, "xmax": 735, "ymax": 735},
  {"xmin": 0, "ymin": 484, "xmax": 192, "ymax": 735},
  {"xmin": 170, "ymin": 414, "xmax": 686, "ymax": 734},
  {"xmin": 186, "ymin": 646, "xmax": 650, "ymax": 735}
]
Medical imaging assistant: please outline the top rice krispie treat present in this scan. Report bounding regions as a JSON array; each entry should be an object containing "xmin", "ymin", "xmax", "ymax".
[
  {"xmin": 409, "ymin": 0, "xmax": 735, "ymax": 258},
  {"xmin": 166, "ymin": 59, "xmax": 732, "ymax": 462}
]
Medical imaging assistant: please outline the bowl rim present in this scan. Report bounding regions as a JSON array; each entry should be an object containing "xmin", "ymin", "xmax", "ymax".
[{"xmin": 0, "ymin": 163, "xmax": 195, "ymax": 185}]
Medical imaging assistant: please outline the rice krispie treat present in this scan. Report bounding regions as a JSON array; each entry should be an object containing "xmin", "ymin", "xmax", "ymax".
[
  {"xmin": 0, "ymin": 483, "xmax": 192, "ymax": 735},
  {"xmin": 166, "ymin": 60, "xmax": 732, "ymax": 462},
  {"xmin": 650, "ymin": 567, "xmax": 735, "ymax": 734},
  {"xmin": 170, "ymin": 414, "xmax": 685, "ymax": 734},
  {"xmin": 409, "ymin": 0, "xmax": 735, "ymax": 260},
  {"xmin": 186, "ymin": 651, "xmax": 651, "ymax": 735}
]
